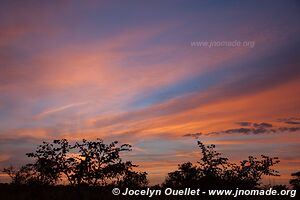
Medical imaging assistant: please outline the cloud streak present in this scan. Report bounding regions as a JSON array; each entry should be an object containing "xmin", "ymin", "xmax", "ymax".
[
  {"xmin": 183, "ymin": 120, "xmax": 300, "ymax": 137},
  {"xmin": 35, "ymin": 101, "xmax": 89, "ymax": 118}
]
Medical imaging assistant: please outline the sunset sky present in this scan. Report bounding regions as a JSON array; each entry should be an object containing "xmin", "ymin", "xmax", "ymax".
[{"xmin": 0, "ymin": 1, "xmax": 300, "ymax": 185}]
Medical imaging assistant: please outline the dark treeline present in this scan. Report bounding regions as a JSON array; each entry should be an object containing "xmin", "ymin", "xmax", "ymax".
[
  {"xmin": 3, "ymin": 139, "xmax": 148, "ymax": 188},
  {"xmin": 1, "ymin": 139, "xmax": 299, "ymax": 200}
]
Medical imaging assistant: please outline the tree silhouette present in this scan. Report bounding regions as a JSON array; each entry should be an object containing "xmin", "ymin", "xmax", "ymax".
[
  {"xmin": 164, "ymin": 162, "xmax": 202, "ymax": 188},
  {"xmin": 290, "ymin": 171, "xmax": 300, "ymax": 190},
  {"xmin": 164, "ymin": 141, "xmax": 280, "ymax": 189},
  {"xmin": 3, "ymin": 165, "xmax": 32, "ymax": 185},
  {"xmin": 115, "ymin": 162, "xmax": 148, "ymax": 187},
  {"xmin": 3, "ymin": 139, "xmax": 148, "ymax": 187},
  {"xmin": 232, "ymin": 155, "xmax": 280, "ymax": 188},
  {"xmin": 3, "ymin": 163, "xmax": 55, "ymax": 185},
  {"xmin": 25, "ymin": 140, "xmax": 66, "ymax": 185},
  {"xmin": 197, "ymin": 141, "xmax": 228, "ymax": 178},
  {"xmin": 67, "ymin": 139, "xmax": 140, "ymax": 186}
]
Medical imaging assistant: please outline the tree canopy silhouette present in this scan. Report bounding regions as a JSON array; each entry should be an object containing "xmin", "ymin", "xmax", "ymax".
[
  {"xmin": 164, "ymin": 141, "xmax": 280, "ymax": 189},
  {"xmin": 3, "ymin": 139, "xmax": 148, "ymax": 187}
]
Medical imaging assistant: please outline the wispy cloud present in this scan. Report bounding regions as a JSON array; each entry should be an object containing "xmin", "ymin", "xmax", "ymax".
[{"xmin": 35, "ymin": 101, "xmax": 89, "ymax": 118}]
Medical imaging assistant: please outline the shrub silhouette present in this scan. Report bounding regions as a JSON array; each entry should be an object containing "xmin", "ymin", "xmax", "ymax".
[
  {"xmin": 3, "ymin": 164, "xmax": 46, "ymax": 185},
  {"xmin": 3, "ymin": 139, "xmax": 148, "ymax": 187},
  {"xmin": 164, "ymin": 141, "xmax": 280, "ymax": 189}
]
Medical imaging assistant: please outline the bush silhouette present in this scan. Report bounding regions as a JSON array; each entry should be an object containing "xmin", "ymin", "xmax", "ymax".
[{"xmin": 3, "ymin": 164, "xmax": 48, "ymax": 185}]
